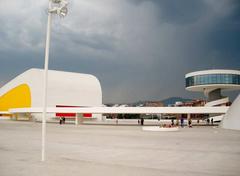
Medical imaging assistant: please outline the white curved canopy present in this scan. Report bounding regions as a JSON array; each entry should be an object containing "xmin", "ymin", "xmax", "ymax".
[{"xmin": 9, "ymin": 106, "xmax": 229, "ymax": 114}]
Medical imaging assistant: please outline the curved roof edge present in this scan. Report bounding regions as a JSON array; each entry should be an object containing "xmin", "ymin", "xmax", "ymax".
[
  {"xmin": 221, "ymin": 93, "xmax": 240, "ymax": 130},
  {"xmin": 25, "ymin": 68, "xmax": 100, "ymax": 80},
  {"xmin": 1, "ymin": 68, "xmax": 101, "ymax": 89},
  {"xmin": 186, "ymin": 84, "xmax": 240, "ymax": 92},
  {"xmin": 24, "ymin": 68, "xmax": 102, "ymax": 92},
  {"xmin": 9, "ymin": 106, "xmax": 229, "ymax": 114},
  {"xmin": 185, "ymin": 69, "xmax": 240, "ymax": 78},
  {"xmin": 0, "ymin": 68, "xmax": 102, "ymax": 101}
]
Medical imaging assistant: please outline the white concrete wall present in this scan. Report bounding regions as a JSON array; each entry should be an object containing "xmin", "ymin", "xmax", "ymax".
[
  {"xmin": 0, "ymin": 68, "xmax": 102, "ymax": 107},
  {"xmin": 221, "ymin": 94, "xmax": 240, "ymax": 130}
]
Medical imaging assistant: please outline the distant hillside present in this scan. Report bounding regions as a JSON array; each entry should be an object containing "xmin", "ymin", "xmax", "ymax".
[
  {"xmin": 161, "ymin": 97, "xmax": 192, "ymax": 106},
  {"xmin": 105, "ymin": 97, "xmax": 192, "ymax": 107}
]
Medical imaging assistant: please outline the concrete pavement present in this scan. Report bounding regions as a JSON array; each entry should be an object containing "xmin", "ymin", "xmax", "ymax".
[{"xmin": 0, "ymin": 120, "xmax": 240, "ymax": 176}]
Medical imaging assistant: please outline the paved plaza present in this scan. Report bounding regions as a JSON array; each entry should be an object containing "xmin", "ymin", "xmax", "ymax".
[{"xmin": 0, "ymin": 120, "xmax": 240, "ymax": 176}]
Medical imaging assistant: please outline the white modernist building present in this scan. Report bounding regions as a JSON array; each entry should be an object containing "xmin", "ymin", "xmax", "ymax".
[
  {"xmin": 0, "ymin": 68, "xmax": 102, "ymax": 121},
  {"xmin": 185, "ymin": 69, "xmax": 240, "ymax": 129},
  {"xmin": 185, "ymin": 69, "xmax": 240, "ymax": 106},
  {"xmin": 1, "ymin": 68, "xmax": 240, "ymax": 130}
]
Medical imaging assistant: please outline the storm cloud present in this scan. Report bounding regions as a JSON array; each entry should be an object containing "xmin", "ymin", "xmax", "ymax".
[{"xmin": 0, "ymin": 0, "xmax": 239, "ymax": 103}]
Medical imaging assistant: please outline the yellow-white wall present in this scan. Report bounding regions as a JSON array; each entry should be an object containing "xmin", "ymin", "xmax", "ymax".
[{"xmin": 0, "ymin": 68, "xmax": 102, "ymax": 120}]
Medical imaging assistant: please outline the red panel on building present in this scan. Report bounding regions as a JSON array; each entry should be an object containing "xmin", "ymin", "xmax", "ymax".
[
  {"xmin": 83, "ymin": 113, "xmax": 92, "ymax": 118},
  {"xmin": 56, "ymin": 105, "xmax": 92, "ymax": 118}
]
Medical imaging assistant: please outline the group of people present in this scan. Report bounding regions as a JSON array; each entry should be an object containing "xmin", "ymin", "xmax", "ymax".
[
  {"xmin": 171, "ymin": 118, "xmax": 190, "ymax": 128},
  {"xmin": 207, "ymin": 118, "xmax": 214, "ymax": 125},
  {"xmin": 170, "ymin": 118, "xmax": 192, "ymax": 128},
  {"xmin": 177, "ymin": 117, "xmax": 214, "ymax": 127},
  {"xmin": 59, "ymin": 116, "xmax": 214, "ymax": 126},
  {"xmin": 180, "ymin": 118, "xmax": 192, "ymax": 128}
]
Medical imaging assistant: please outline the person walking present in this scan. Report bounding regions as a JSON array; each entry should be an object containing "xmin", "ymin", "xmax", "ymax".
[
  {"xmin": 180, "ymin": 117, "xmax": 184, "ymax": 128},
  {"xmin": 141, "ymin": 117, "xmax": 144, "ymax": 126},
  {"xmin": 188, "ymin": 119, "xmax": 192, "ymax": 128},
  {"xmin": 207, "ymin": 118, "xmax": 210, "ymax": 125},
  {"xmin": 59, "ymin": 116, "xmax": 63, "ymax": 125},
  {"xmin": 171, "ymin": 119, "xmax": 174, "ymax": 126}
]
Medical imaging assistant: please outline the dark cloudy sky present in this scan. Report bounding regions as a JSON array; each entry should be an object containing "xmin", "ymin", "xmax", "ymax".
[{"xmin": 0, "ymin": 0, "xmax": 239, "ymax": 103}]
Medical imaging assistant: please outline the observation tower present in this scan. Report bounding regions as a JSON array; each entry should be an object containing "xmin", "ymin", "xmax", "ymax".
[{"xmin": 185, "ymin": 69, "xmax": 240, "ymax": 106}]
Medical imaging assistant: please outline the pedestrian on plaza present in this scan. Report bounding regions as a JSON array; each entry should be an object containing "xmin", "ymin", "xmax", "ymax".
[
  {"xmin": 180, "ymin": 117, "xmax": 184, "ymax": 128},
  {"xmin": 211, "ymin": 118, "xmax": 214, "ymax": 125},
  {"xmin": 207, "ymin": 118, "xmax": 210, "ymax": 125},
  {"xmin": 171, "ymin": 119, "xmax": 174, "ymax": 126},
  {"xmin": 59, "ymin": 116, "xmax": 63, "ymax": 125},
  {"xmin": 141, "ymin": 117, "xmax": 144, "ymax": 126},
  {"xmin": 188, "ymin": 119, "xmax": 192, "ymax": 128}
]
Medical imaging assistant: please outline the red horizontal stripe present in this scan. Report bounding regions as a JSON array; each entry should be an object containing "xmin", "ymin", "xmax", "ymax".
[{"xmin": 56, "ymin": 105, "xmax": 92, "ymax": 118}]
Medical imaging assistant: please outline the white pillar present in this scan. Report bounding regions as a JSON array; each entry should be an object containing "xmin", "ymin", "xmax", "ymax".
[
  {"xmin": 79, "ymin": 114, "xmax": 84, "ymax": 124},
  {"xmin": 41, "ymin": 0, "xmax": 52, "ymax": 162},
  {"xmin": 75, "ymin": 113, "xmax": 78, "ymax": 125}
]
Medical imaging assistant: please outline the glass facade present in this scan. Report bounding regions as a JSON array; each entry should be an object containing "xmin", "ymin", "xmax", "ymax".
[{"xmin": 186, "ymin": 74, "xmax": 240, "ymax": 87}]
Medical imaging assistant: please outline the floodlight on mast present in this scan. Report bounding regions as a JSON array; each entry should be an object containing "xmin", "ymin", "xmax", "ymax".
[
  {"xmin": 41, "ymin": 0, "xmax": 68, "ymax": 162},
  {"xmin": 49, "ymin": 0, "xmax": 68, "ymax": 17}
]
